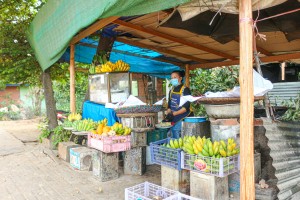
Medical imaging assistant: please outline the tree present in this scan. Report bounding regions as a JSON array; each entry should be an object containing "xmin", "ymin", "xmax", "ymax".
[{"xmin": 0, "ymin": 0, "xmax": 58, "ymax": 129}]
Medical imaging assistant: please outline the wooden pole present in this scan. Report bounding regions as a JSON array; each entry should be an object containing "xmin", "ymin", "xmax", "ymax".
[
  {"xmin": 70, "ymin": 44, "xmax": 76, "ymax": 113},
  {"xmin": 239, "ymin": 0, "xmax": 255, "ymax": 199},
  {"xmin": 281, "ymin": 62, "xmax": 286, "ymax": 80},
  {"xmin": 185, "ymin": 64, "xmax": 190, "ymax": 87}
]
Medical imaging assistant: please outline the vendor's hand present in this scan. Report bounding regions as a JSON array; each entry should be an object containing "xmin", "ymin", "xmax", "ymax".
[
  {"xmin": 163, "ymin": 112, "xmax": 174, "ymax": 122},
  {"xmin": 166, "ymin": 108, "xmax": 172, "ymax": 114}
]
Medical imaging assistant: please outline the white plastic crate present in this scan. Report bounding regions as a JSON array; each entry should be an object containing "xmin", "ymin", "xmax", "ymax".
[
  {"xmin": 125, "ymin": 182, "xmax": 179, "ymax": 200},
  {"xmin": 181, "ymin": 152, "xmax": 240, "ymax": 177},
  {"xmin": 177, "ymin": 193, "xmax": 202, "ymax": 200}
]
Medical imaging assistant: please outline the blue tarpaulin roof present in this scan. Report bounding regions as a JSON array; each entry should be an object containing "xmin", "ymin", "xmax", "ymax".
[{"xmin": 61, "ymin": 39, "xmax": 181, "ymax": 78}]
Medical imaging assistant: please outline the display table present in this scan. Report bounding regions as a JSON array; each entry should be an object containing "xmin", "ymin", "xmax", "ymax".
[{"xmin": 82, "ymin": 101, "xmax": 118, "ymax": 126}]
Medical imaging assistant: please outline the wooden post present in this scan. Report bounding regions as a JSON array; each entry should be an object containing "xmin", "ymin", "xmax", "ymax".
[
  {"xmin": 239, "ymin": 0, "xmax": 255, "ymax": 199},
  {"xmin": 185, "ymin": 64, "xmax": 190, "ymax": 87},
  {"xmin": 70, "ymin": 44, "xmax": 76, "ymax": 113},
  {"xmin": 281, "ymin": 62, "xmax": 286, "ymax": 81}
]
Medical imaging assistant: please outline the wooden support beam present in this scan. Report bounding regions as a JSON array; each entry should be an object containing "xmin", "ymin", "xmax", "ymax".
[
  {"xmin": 70, "ymin": 45, "xmax": 76, "ymax": 113},
  {"xmin": 189, "ymin": 52, "xmax": 300, "ymax": 69},
  {"xmin": 78, "ymin": 42, "xmax": 184, "ymax": 67},
  {"xmin": 117, "ymin": 37, "xmax": 208, "ymax": 63},
  {"xmin": 185, "ymin": 64, "xmax": 190, "ymax": 87},
  {"xmin": 239, "ymin": 0, "xmax": 255, "ymax": 199},
  {"xmin": 235, "ymin": 38, "xmax": 272, "ymax": 56},
  {"xmin": 70, "ymin": 16, "xmax": 119, "ymax": 45},
  {"xmin": 114, "ymin": 19, "xmax": 236, "ymax": 60}
]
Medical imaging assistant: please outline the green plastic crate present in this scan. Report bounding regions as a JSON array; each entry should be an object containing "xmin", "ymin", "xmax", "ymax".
[{"xmin": 147, "ymin": 129, "xmax": 169, "ymax": 145}]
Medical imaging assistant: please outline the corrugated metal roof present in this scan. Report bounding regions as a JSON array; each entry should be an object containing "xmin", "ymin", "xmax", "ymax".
[
  {"xmin": 268, "ymin": 82, "xmax": 300, "ymax": 106},
  {"xmin": 263, "ymin": 118, "xmax": 300, "ymax": 200}
]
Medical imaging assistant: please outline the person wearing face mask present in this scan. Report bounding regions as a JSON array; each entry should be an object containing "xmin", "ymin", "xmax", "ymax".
[{"xmin": 163, "ymin": 70, "xmax": 194, "ymax": 139}]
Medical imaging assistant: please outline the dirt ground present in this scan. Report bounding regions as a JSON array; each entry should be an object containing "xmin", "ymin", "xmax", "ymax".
[{"xmin": 0, "ymin": 119, "xmax": 161, "ymax": 200}]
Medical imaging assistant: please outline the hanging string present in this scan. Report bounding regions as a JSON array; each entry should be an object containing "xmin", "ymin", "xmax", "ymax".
[
  {"xmin": 209, "ymin": 2, "xmax": 227, "ymax": 25},
  {"xmin": 256, "ymin": 7, "xmax": 300, "ymax": 22}
]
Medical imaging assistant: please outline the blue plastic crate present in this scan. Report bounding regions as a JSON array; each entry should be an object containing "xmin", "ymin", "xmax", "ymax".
[{"xmin": 150, "ymin": 138, "xmax": 182, "ymax": 170}]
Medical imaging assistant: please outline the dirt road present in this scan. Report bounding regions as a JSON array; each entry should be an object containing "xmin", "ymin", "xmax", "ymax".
[{"xmin": 0, "ymin": 119, "xmax": 160, "ymax": 200}]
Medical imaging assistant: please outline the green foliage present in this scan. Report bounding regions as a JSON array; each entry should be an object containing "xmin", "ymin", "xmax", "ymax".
[
  {"xmin": 51, "ymin": 125, "xmax": 71, "ymax": 148},
  {"xmin": 0, "ymin": 0, "xmax": 45, "ymax": 86},
  {"xmin": 52, "ymin": 63, "xmax": 89, "ymax": 113},
  {"xmin": 190, "ymin": 66, "xmax": 240, "ymax": 116},
  {"xmin": 38, "ymin": 118, "xmax": 51, "ymax": 143},
  {"xmin": 281, "ymin": 93, "xmax": 300, "ymax": 121}
]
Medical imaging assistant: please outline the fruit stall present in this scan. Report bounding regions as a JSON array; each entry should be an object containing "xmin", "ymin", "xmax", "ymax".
[{"xmin": 28, "ymin": 0, "xmax": 300, "ymax": 199}]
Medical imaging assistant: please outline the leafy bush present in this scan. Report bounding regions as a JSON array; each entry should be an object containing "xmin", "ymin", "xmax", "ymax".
[
  {"xmin": 281, "ymin": 93, "xmax": 300, "ymax": 121},
  {"xmin": 51, "ymin": 125, "xmax": 71, "ymax": 148},
  {"xmin": 190, "ymin": 66, "xmax": 240, "ymax": 116},
  {"xmin": 38, "ymin": 118, "xmax": 51, "ymax": 143}
]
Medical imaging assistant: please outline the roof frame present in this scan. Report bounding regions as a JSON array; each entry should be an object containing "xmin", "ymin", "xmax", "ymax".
[
  {"xmin": 116, "ymin": 37, "xmax": 209, "ymax": 63},
  {"xmin": 113, "ymin": 19, "xmax": 237, "ymax": 60}
]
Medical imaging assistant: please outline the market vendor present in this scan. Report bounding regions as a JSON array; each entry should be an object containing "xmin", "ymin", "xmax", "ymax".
[{"xmin": 163, "ymin": 70, "xmax": 193, "ymax": 138}]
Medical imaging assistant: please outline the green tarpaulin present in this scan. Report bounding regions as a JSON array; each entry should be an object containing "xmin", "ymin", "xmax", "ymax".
[{"xmin": 27, "ymin": 0, "xmax": 191, "ymax": 71}]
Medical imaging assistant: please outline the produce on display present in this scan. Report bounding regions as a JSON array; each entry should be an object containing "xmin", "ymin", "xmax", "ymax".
[
  {"xmin": 181, "ymin": 136, "xmax": 239, "ymax": 157},
  {"xmin": 95, "ymin": 60, "xmax": 130, "ymax": 73},
  {"xmin": 67, "ymin": 113, "xmax": 82, "ymax": 122},
  {"xmin": 91, "ymin": 120, "xmax": 131, "ymax": 137},
  {"xmin": 72, "ymin": 119, "xmax": 98, "ymax": 131}
]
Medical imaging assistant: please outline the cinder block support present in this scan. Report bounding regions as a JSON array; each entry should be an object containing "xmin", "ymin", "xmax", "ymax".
[
  {"xmin": 93, "ymin": 151, "xmax": 119, "ymax": 182},
  {"xmin": 190, "ymin": 171, "xmax": 229, "ymax": 200},
  {"xmin": 70, "ymin": 147, "xmax": 96, "ymax": 171},
  {"xmin": 124, "ymin": 147, "xmax": 146, "ymax": 175},
  {"xmin": 161, "ymin": 166, "xmax": 190, "ymax": 194},
  {"xmin": 58, "ymin": 142, "xmax": 81, "ymax": 162}
]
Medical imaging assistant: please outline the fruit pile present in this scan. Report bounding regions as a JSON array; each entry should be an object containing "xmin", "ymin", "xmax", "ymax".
[
  {"xmin": 182, "ymin": 136, "xmax": 239, "ymax": 158},
  {"xmin": 68, "ymin": 113, "xmax": 82, "ymax": 122},
  {"xmin": 91, "ymin": 119, "xmax": 131, "ymax": 137},
  {"xmin": 163, "ymin": 136, "xmax": 239, "ymax": 158},
  {"xmin": 72, "ymin": 119, "xmax": 98, "ymax": 131},
  {"xmin": 95, "ymin": 60, "xmax": 130, "ymax": 73}
]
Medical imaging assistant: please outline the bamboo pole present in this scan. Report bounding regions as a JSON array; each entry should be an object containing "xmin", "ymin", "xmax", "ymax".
[
  {"xmin": 70, "ymin": 45, "xmax": 76, "ymax": 113},
  {"xmin": 239, "ymin": 0, "xmax": 255, "ymax": 199},
  {"xmin": 185, "ymin": 64, "xmax": 190, "ymax": 87}
]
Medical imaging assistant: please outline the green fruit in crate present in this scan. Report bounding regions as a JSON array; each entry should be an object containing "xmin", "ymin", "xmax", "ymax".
[
  {"xmin": 169, "ymin": 140, "xmax": 175, "ymax": 148},
  {"xmin": 203, "ymin": 143, "xmax": 209, "ymax": 153},
  {"xmin": 202, "ymin": 149, "xmax": 209, "ymax": 156},
  {"xmin": 179, "ymin": 138, "xmax": 183, "ymax": 148},
  {"xmin": 213, "ymin": 146, "xmax": 219, "ymax": 156},
  {"xmin": 174, "ymin": 140, "xmax": 179, "ymax": 149},
  {"xmin": 220, "ymin": 140, "xmax": 227, "ymax": 150}
]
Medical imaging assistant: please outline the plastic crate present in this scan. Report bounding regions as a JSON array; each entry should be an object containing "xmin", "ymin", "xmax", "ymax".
[
  {"xmin": 150, "ymin": 138, "xmax": 182, "ymax": 170},
  {"xmin": 88, "ymin": 133, "xmax": 131, "ymax": 153},
  {"xmin": 147, "ymin": 129, "xmax": 169, "ymax": 145},
  {"xmin": 125, "ymin": 182, "xmax": 179, "ymax": 200},
  {"xmin": 181, "ymin": 152, "xmax": 240, "ymax": 177},
  {"xmin": 177, "ymin": 193, "xmax": 202, "ymax": 200}
]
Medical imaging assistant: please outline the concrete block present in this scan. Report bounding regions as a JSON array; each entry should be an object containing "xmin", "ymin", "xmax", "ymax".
[
  {"xmin": 210, "ymin": 118, "xmax": 240, "ymax": 142},
  {"xmin": 131, "ymin": 131, "xmax": 147, "ymax": 147},
  {"xmin": 92, "ymin": 151, "xmax": 119, "ymax": 182},
  {"xmin": 58, "ymin": 142, "xmax": 81, "ymax": 162},
  {"xmin": 146, "ymin": 146, "xmax": 154, "ymax": 165},
  {"xmin": 124, "ymin": 146, "xmax": 146, "ymax": 175},
  {"xmin": 228, "ymin": 153, "xmax": 261, "ymax": 199},
  {"xmin": 161, "ymin": 165, "xmax": 190, "ymax": 194},
  {"xmin": 190, "ymin": 171, "xmax": 229, "ymax": 200},
  {"xmin": 181, "ymin": 121, "xmax": 210, "ymax": 138},
  {"xmin": 70, "ymin": 147, "xmax": 95, "ymax": 171}
]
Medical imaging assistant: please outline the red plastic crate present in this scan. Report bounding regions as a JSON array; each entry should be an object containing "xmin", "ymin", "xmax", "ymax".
[{"xmin": 88, "ymin": 133, "xmax": 131, "ymax": 153}]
